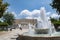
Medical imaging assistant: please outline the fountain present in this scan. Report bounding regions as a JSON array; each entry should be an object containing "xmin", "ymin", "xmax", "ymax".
[
  {"xmin": 35, "ymin": 7, "xmax": 52, "ymax": 34},
  {"xmin": 18, "ymin": 7, "xmax": 60, "ymax": 40},
  {"xmin": 27, "ymin": 7, "xmax": 55, "ymax": 35}
]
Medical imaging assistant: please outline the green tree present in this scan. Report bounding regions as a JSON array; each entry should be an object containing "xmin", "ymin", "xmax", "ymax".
[
  {"xmin": 50, "ymin": 17, "xmax": 60, "ymax": 31},
  {"xmin": 0, "ymin": 0, "xmax": 9, "ymax": 18},
  {"xmin": 3, "ymin": 12, "xmax": 15, "ymax": 25},
  {"xmin": 50, "ymin": 17, "xmax": 57, "ymax": 23},
  {"xmin": 50, "ymin": 0, "xmax": 60, "ymax": 14}
]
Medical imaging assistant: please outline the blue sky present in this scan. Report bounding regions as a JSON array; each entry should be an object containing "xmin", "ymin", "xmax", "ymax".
[{"xmin": 3, "ymin": 0, "xmax": 57, "ymax": 19}]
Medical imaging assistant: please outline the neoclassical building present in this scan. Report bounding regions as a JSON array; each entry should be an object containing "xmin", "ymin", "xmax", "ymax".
[{"xmin": 14, "ymin": 19, "xmax": 37, "ymax": 29}]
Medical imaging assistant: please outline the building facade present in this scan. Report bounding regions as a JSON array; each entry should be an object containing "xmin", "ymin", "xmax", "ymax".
[{"xmin": 14, "ymin": 19, "xmax": 37, "ymax": 29}]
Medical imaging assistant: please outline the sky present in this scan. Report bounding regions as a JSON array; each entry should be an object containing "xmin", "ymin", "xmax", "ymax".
[{"xmin": 3, "ymin": 0, "xmax": 60, "ymax": 19}]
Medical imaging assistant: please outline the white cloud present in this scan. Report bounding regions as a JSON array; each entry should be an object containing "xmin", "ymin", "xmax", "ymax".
[
  {"xmin": 32, "ymin": 10, "xmax": 40, "ymax": 17},
  {"xmin": 19, "ymin": 9, "xmax": 40, "ymax": 19},
  {"xmin": 20, "ymin": 9, "xmax": 40, "ymax": 17},
  {"xmin": 19, "ymin": 7, "xmax": 60, "ymax": 20},
  {"xmin": 20, "ymin": 10, "xmax": 31, "ymax": 16},
  {"xmin": 46, "ymin": 12, "xmax": 51, "ymax": 16},
  {"xmin": 32, "ymin": 10, "xmax": 40, "ymax": 15},
  {"xmin": 50, "ymin": 13, "xmax": 59, "ymax": 18}
]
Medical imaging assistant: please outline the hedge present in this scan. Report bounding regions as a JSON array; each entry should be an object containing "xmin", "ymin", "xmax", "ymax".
[{"xmin": 0, "ymin": 22, "xmax": 9, "ymax": 26}]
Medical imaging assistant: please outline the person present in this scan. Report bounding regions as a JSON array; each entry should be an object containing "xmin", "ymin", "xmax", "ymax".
[
  {"xmin": 20, "ymin": 27, "xmax": 22, "ymax": 30},
  {"xmin": 10, "ymin": 28, "xmax": 12, "ymax": 31},
  {"xmin": 18, "ymin": 24, "xmax": 22, "ymax": 30}
]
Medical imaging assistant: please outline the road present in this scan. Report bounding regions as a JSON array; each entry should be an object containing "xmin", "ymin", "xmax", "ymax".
[{"xmin": 0, "ymin": 29, "xmax": 28, "ymax": 40}]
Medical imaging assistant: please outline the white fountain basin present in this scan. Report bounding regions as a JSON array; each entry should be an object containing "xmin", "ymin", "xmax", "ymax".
[
  {"xmin": 34, "ymin": 28, "xmax": 49, "ymax": 34},
  {"xmin": 51, "ymin": 32, "xmax": 60, "ymax": 36}
]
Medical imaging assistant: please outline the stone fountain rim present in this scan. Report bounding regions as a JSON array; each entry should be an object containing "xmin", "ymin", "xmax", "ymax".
[
  {"xmin": 20, "ymin": 32, "xmax": 60, "ymax": 37},
  {"xmin": 19, "ymin": 34, "xmax": 60, "ymax": 37}
]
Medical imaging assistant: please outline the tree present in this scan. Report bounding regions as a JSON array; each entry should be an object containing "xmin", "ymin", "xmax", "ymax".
[
  {"xmin": 50, "ymin": 17, "xmax": 60, "ymax": 31},
  {"xmin": 0, "ymin": 0, "xmax": 9, "ymax": 18},
  {"xmin": 50, "ymin": 17, "xmax": 57, "ymax": 23},
  {"xmin": 50, "ymin": 0, "xmax": 60, "ymax": 14},
  {"xmin": 3, "ymin": 12, "xmax": 15, "ymax": 25}
]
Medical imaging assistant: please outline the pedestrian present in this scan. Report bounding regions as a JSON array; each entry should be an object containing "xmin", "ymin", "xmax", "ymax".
[
  {"xmin": 18, "ymin": 24, "xmax": 22, "ymax": 30},
  {"xmin": 10, "ymin": 28, "xmax": 12, "ymax": 31},
  {"xmin": 20, "ymin": 27, "xmax": 22, "ymax": 30}
]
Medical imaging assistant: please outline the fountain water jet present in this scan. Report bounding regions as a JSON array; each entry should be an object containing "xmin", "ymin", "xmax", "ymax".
[{"xmin": 28, "ymin": 7, "xmax": 56, "ymax": 34}]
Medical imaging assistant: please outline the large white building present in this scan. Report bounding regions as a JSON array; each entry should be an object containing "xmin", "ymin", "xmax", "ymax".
[{"xmin": 14, "ymin": 19, "xmax": 37, "ymax": 29}]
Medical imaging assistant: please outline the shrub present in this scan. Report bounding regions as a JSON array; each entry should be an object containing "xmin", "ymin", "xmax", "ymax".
[
  {"xmin": 52, "ymin": 21, "xmax": 60, "ymax": 31},
  {"xmin": 0, "ymin": 21, "xmax": 1, "ymax": 23},
  {"xmin": 0, "ymin": 22, "xmax": 9, "ymax": 26},
  {"xmin": 0, "ymin": 22, "xmax": 9, "ymax": 31},
  {"xmin": 50, "ymin": 18, "xmax": 60, "ymax": 31}
]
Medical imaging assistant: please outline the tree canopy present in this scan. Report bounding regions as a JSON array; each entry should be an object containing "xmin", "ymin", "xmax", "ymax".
[
  {"xmin": 0, "ymin": 0, "xmax": 9, "ymax": 18},
  {"xmin": 50, "ymin": 0, "xmax": 60, "ymax": 14},
  {"xmin": 50, "ymin": 17, "xmax": 60, "ymax": 31},
  {"xmin": 3, "ymin": 12, "xmax": 15, "ymax": 25}
]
